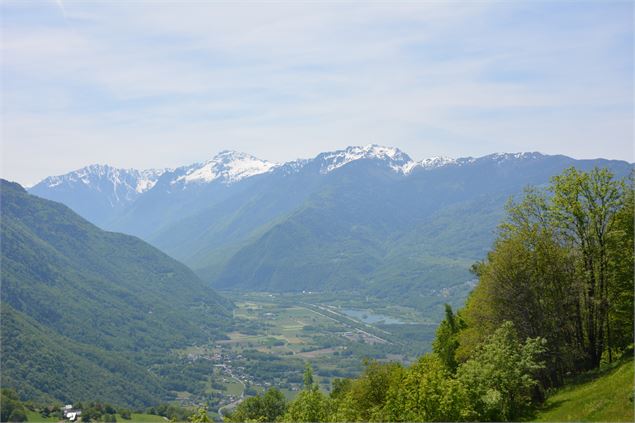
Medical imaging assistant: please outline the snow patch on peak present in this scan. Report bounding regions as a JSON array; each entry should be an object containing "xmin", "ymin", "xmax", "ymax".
[
  {"xmin": 177, "ymin": 151, "xmax": 278, "ymax": 185},
  {"xmin": 33, "ymin": 164, "xmax": 167, "ymax": 208},
  {"xmin": 135, "ymin": 169, "xmax": 167, "ymax": 193},
  {"xmin": 418, "ymin": 156, "xmax": 457, "ymax": 169},
  {"xmin": 42, "ymin": 164, "xmax": 167, "ymax": 192},
  {"xmin": 319, "ymin": 144, "xmax": 412, "ymax": 174},
  {"xmin": 486, "ymin": 152, "xmax": 544, "ymax": 162}
]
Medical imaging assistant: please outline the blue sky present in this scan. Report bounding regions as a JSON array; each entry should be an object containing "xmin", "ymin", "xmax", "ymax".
[{"xmin": 1, "ymin": 1, "xmax": 633, "ymax": 185}]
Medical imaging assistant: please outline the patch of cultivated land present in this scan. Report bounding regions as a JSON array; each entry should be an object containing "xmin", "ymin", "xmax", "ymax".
[{"xmin": 175, "ymin": 291, "xmax": 437, "ymax": 408}]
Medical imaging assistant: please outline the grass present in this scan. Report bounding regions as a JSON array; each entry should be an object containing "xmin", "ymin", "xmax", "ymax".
[
  {"xmin": 226, "ymin": 379, "xmax": 245, "ymax": 396},
  {"xmin": 24, "ymin": 411, "xmax": 165, "ymax": 422},
  {"xmin": 117, "ymin": 413, "xmax": 167, "ymax": 422},
  {"xmin": 533, "ymin": 357, "xmax": 634, "ymax": 422},
  {"xmin": 25, "ymin": 410, "xmax": 59, "ymax": 422}
]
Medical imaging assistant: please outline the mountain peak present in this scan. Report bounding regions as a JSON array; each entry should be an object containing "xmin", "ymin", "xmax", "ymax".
[
  {"xmin": 36, "ymin": 164, "xmax": 166, "ymax": 191},
  {"xmin": 318, "ymin": 144, "xmax": 412, "ymax": 174},
  {"xmin": 484, "ymin": 152, "xmax": 545, "ymax": 162},
  {"xmin": 30, "ymin": 164, "xmax": 167, "ymax": 210},
  {"xmin": 176, "ymin": 151, "xmax": 279, "ymax": 185}
]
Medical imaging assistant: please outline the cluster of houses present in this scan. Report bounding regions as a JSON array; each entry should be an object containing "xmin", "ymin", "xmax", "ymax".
[{"xmin": 62, "ymin": 404, "xmax": 82, "ymax": 421}]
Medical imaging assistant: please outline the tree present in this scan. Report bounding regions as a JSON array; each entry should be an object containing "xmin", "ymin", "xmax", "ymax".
[
  {"xmin": 303, "ymin": 362, "xmax": 314, "ymax": 389},
  {"xmin": 188, "ymin": 407, "xmax": 210, "ymax": 423},
  {"xmin": 606, "ymin": 178, "xmax": 634, "ymax": 354},
  {"xmin": 433, "ymin": 304, "xmax": 466, "ymax": 371},
  {"xmin": 282, "ymin": 389, "xmax": 331, "ymax": 422},
  {"xmin": 329, "ymin": 378, "xmax": 352, "ymax": 401},
  {"xmin": 1, "ymin": 389, "xmax": 24, "ymax": 423},
  {"xmin": 328, "ymin": 360, "xmax": 403, "ymax": 422},
  {"xmin": 459, "ymin": 191, "xmax": 581, "ymax": 383},
  {"xmin": 550, "ymin": 167, "xmax": 625, "ymax": 368},
  {"xmin": 227, "ymin": 388, "xmax": 287, "ymax": 423},
  {"xmin": 383, "ymin": 354, "xmax": 471, "ymax": 422},
  {"xmin": 459, "ymin": 168, "xmax": 631, "ymax": 381},
  {"xmin": 7, "ymin": 409, "xmax": 27, "ymax": 423},
  {"xmin": 119, "ymin": 408, "xmax": 132, "ymax": 420},
  {"xmin": 457, "ymin": 321, "xmax": 546, "ymax": 421}
]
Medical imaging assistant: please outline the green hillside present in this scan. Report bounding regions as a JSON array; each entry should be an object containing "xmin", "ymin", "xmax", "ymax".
[
  {"xmin": 533, "ymin": 358, "xmax": 634, "ymax": 422},
  {"xmin": 212, "ymin": 158, "xmax": 633, "ymax": 317},
  {"xmin": 0, "ymin": 180, "xmax": 232, "ymax": 407}
]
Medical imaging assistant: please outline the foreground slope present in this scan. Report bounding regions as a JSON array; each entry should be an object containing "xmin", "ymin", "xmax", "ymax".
[
  {"xmin": 0, "ymin": 180, "xmax": 232, "ymax": 406},
  {"xmin": 533, "ymin": 358, "xmax": 634, "ymax": 422}
]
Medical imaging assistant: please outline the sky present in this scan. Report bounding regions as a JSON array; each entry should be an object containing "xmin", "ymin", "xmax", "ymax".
[{"xmin": 1, "ymin": 1, "xmax": 633, "ymax": 186}]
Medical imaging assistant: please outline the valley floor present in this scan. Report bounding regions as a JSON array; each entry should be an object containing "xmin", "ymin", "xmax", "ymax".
[{"xmin": 173, "ymin": 291, "xmax": 437, "ymax": 413}]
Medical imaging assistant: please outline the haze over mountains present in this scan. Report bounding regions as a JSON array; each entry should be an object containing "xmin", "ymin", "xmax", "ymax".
[{"xmin": 30, "ymin": 145, "xmax": 633, "ymax": 312}]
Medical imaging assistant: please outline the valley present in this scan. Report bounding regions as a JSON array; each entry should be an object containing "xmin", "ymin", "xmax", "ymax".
[
  {"xmin": 3, "ymin": 151, "xmax": 632, "ymax": 421},
  {"xmin": 171, "ymin": 291, "xmax": 437, "ymax": 416}
]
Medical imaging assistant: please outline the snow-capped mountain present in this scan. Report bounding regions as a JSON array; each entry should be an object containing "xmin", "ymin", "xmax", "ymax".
[
  {"xmin": 173, "ymin": 151, "xmax": 279, "ymax": 185},
  {"xmin": 316, "ymin": 144, "xmax": 413, "ymax": 174},
  {"xmin": 32, "ymin": 164, "xmax": 166, "ymax": 205},
  {"xmin": 283, "ymin": 145, "xmax": 545, "ymax": 176},
  {"xmin": 26, "ymin": 147, "xmax": 631, "ymax": 311},
  {"xmin": 29, "ymin": 147, "xmax": 549, "ymax": 203},
  {"xmin": 28, "ymin": 146, "xmax": 627, "ymax": 242},
  {"xmin": 29, "ymin": 165, "xmax": 168, "ymax": 227}
]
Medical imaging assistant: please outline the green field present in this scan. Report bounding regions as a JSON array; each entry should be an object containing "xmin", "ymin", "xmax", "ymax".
[
  {"xmin": 24, "ymin": 411, "xmax": 166, "ymax": 422},
  {"xmin": 25, "ymin": 410, "xmax": 59, "ymax": 422},
  {"xmin": 169, "ymin": 291, "xmax": 438, "ymax": 409},
  {"xmin": 118, "ymin": 413, "xmax": 166, "ymax": 422},
  {"xmin": 533, "ymin": 358, "xmax": 634, "ymax": 422}
]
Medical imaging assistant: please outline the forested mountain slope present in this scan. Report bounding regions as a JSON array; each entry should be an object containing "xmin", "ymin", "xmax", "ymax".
[
  {"xmin": 0, "ymin": 180, "xmax": 232, "ymax": 406},
  {"xmin": 211, "ymin": 154, "xmax": 632, "ymax": 310}
]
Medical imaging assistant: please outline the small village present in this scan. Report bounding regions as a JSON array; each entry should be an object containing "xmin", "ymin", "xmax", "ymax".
[{"xmin": 61, "ymin": 405, "xmax": 81, "ymax": 422}]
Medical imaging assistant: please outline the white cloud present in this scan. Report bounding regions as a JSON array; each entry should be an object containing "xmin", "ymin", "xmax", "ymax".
[{"xmin": 1, "ymin": 1, "xmax": 632, "ymax": 185}]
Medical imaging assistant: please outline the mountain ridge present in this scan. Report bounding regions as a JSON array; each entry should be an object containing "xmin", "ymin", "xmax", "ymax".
[
  {"xmin": 26, "ymin": 147, "xmax": 633, "ymax": 319},
  {"xmin": 31, "ymin": 146, "xmax": 573, "ymax": 197}
]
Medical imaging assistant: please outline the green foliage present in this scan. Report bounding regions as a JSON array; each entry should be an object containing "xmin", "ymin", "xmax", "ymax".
[
  {"xmin": 329, "ymin": 360, "xmax": 403, "ymax": 422},
  {"xmin": 606, "ymin": 178, "xmax": 634, "ymax": 353},
  {"xmin": 549, "ymin": 167, "xmax": 626, "ymax": 368},
  {"xmin": 282, "ymin": 322, "xmax": 545, "ymax": 422},
  {"xmin": 456, "ymin": 322, "xmax": 546, "ymax": 421},
  {"xmin": 282, "ymin": 388, "xmax": 331, "ymax": 423},
  {"xmin": 226, "ymin": 388, "xmax": 287, "ymax": 423},
  {"xmin": 187, "ymin": 407, "xmax": 210, "ymax": 423},
  {"xmin": 459, "ymin": 167, "xmax": 633, "ymax": 383},
  {"xmin": 145, "ymin": 404, "xmax": 192, "ymax": 422},
  {"xmin": 383, "ymin": 355, "xmax": 470, "ymax": 422},
  {"xmin": 432, "ymin": 304, "xmax": 465, "ymax": 371},
  {"xmin": 303, "ymin": 363, "xmax": 314, "ymax": 389},
  {"xmin": 1, "ymin": 389, "xmax": 28, "ymax": 422}
]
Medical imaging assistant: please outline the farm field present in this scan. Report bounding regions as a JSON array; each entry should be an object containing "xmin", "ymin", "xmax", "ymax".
[{"xmin": 171, "ymin": 291, "xmax": 440, "ymax": 412}]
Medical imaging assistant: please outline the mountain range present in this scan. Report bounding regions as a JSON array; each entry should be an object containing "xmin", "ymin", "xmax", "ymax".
[{"xmin": 29, "ymin": 145, "xmax": 633, "ymax": 314}]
